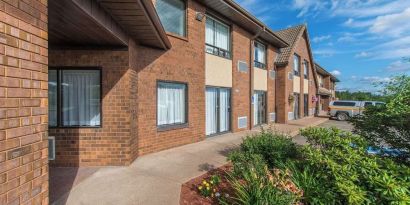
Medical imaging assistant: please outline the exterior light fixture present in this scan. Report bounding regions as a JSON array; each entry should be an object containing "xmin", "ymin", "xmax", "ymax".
[{"xmin": 196, "ymin": 12, "xmax": 205, "ymax": 21}]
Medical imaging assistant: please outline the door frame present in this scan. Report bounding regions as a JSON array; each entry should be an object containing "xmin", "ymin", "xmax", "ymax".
[
  {"xmin": 253, "ymin": 90, "xmax": 267, "ymax": 126},
  {"xmin": 206, "ymin": 86, "xmax": 232, "ymax": 137}
]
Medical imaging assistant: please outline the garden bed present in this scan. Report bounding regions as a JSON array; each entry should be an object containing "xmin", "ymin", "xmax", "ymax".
[{"xmin": 180, "ymin": 164, "xmax": 234, "ymax": 205}]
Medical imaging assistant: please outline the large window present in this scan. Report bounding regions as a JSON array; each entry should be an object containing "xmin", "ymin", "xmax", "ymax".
[
  {"xmin": 157, "ymin": 82, "xmax": 187, "ymax": 127},
  {"xmin": 293, "ymin": 54, "xmax": 300, "ymax": 76},
  {"xmin": 254, "ymin": 41, "xmax": 266, "ymax": 69},
  {"xmin": 156, "ymin": 0, "xmax": 186, "ymax": 37},
  {"xmin": 205, "ymin": 16, "xmax": 231, "ymax": 59},
  {"xmin": 303, "ymin": 60, "xmax": 309, "ymax": 79},
  {"xmin": 48, "ymin": 69, "xmax": 101, "ymax": 127}
]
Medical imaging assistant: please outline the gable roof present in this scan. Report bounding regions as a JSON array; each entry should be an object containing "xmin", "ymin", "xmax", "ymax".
[
  {"xmin": 274, "ymin": 24, "xmax": 305, "ymax": 66},
  {"xmin": 274, "ymin": 24, "xmax": 319, "ymax": 88}
]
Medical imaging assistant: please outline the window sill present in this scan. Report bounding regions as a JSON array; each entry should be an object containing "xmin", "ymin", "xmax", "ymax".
[
  {"xmin": 49, "ymin": 126, "xmax": 102, "ymax": 129},
  {"xmin": 205, "ymin": 51, "xmax": 232, "ymax": 60},
  {"xmin": 157, "ymin": 123, "xmax": 189, "ymax": 132},
  {"xmin": 166, "ymin": 32, "xmax": 188, "ymax": 42}
]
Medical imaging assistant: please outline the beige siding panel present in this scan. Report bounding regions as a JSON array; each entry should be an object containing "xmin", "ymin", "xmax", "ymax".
[
  {"xmin": 293, "ymin": 76, "xmax": 301, "ymax": 93},
  {"xmin": 254, "ymin": 68, "xmax": 267, "ymax": 91},
  {"xmin": 205, "ymin": 53, "xmax": 233, "ymax": 87},
  {"xmin": 304, "ymin": 79, "xmax": 309, "ymax": 94}
]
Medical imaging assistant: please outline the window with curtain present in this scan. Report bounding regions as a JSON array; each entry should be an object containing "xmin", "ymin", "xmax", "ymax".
[
  {"xmin": 156, "ymin": 0, "xmax": 186, "ymax": 37},
  {"xmin": 157, "ymin": 82, "xmax": 187, "ymax": 126},
  {"xmin": 48, "ymin": 69, "xmax": 101, "ymax": 127},
  {"xmin": 254, "ymin": 41, "xmax": 266, "ymax": 69},
  {"xmin": 205, "ymin": 16, "xmax": 231, "ymax": 58},
  {"xmin": 303, "ymin": 60, "xmax": 309, "ymax": 79},
  {"xmin": 293, "ymin": 54, "xmax": 300, "ymax": 76}
]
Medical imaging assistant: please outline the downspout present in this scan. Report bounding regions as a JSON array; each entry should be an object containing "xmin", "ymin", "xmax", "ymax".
[{"xmin": 249, "ymin": 26, "xmax": 265, "ymax": 128}]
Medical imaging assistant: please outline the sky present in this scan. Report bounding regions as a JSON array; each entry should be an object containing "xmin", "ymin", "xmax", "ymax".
[{"xmin": 235, "ymin": 0, "xmax": 410, "ymax": 93}]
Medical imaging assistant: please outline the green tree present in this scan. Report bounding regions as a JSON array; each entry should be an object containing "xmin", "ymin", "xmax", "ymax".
[{"xmin": 350, "ymin": 75, "xmax": 410, "ymax": 163}]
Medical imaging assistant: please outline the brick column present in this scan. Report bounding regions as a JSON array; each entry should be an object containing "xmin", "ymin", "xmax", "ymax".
[{"xmin": 0, "ymin": 0, "xmax": 49, "ymax": 204}]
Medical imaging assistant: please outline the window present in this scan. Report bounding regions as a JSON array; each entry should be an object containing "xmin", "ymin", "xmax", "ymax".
[
  {"xmin": 333, "ymin": 101, "xmax": 356, "ymax": 106},
  {"xmin": 157, "ymin": 82, "xmax": 187, "ymax": 127},
  {"xmin": 205, "ymin": 16, "xmax": 231, "ymax": 58},
  {"xmin": 254, "ymin": 41, "xmax": 266, "ymax": 69},
  {"xmin": 303, "ymin": 60, "xmax": 309, "ymax": 79},
  {"xmin": 364, "ymin": 102, "xmax": 373, "ymax": 107},
  {"xmin": 48, "ymin": 69, "xmax": 101, "ymax": 127},
  {"xmin": 156, "ymin": 0, "xmax": 186, "ymax": 37},
  {"xmin": 293, "ymin": 54, "xmax": 300, "ymax": 76}
]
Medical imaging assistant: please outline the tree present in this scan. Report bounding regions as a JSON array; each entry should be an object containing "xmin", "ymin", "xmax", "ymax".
[{"xmin": 350, "ymin": 75, "xmax": 410, "ymax": 163}]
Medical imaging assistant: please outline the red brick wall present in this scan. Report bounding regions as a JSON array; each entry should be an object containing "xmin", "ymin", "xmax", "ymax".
[
  {"xmin": 267, "ymin": 46, "xmax": 278, "ymax": 122},
  {"xmin": 276, "ymin": 31, "xmax": 317, "ymax": 123},
  {"xmin": 231, "ymin": 25, "xmax": 252, "ymax": 131},
  {"xmin": 0, "ymin": 0, "xmax": 49, "ymax": 204},
  {"xmin": 131, "ymin": 0, "xmax": 206, "ymax": 156},
  {"xmin": 48, "ymin": 50, "xmax": 132, "ymax": 167}
]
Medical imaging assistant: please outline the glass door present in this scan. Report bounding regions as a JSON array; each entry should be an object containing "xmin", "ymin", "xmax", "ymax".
[
  {"xmin": 294, "ymin": 93, "xmax": 300, "ymax": 120},
  {"xmin": 253, "ymin": 91, "xmax": 266, "ymax": 125},
  {"xmin": 206, "ymin": 87, "xmax": 231, "ymax": 136}
]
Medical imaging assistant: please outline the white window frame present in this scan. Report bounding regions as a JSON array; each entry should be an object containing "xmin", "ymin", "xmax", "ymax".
[
  {"xmin": 205, "ymin": 15, "xmax": 231, "ymax": 59},
  {"xmin": 254, "ymin": 41, "xmax": 266, "ymax": 69}
]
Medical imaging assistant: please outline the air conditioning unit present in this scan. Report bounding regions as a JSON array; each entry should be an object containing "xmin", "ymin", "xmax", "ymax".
[
  {"xmin": 237, "ymin": 61, "xmax": 248, "ymax": 73},
  {"xmin": 48, "ymin": 136, "xmax": 55, "ymax": 160},
  {"xmin": 269, "ymin": 112, "xmax": 276, "ymax": 122},
  {"xmin": 238, "ymin": 116, "xmax": 248, "ymax": 129}
]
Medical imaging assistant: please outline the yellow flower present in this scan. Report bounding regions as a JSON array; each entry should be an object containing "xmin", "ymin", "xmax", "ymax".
[
  {"xmin": 206, "ymin": 187, "xmax": 210, "ymax": 190},
  {"xmin": 202, "ymin": 181, "xmax": 206, "ymax": 185},
  {"xmin": 210, "ymin": 181, "xmax": 214, "ymax": 184},
  {"xmin": 198, "ymin": 186, "xmax": 203, "ymax": 190}
]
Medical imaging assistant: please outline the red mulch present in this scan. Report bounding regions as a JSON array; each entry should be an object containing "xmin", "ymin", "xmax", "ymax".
[{"xmin": 180, "ymin": 164, "xmax": 235, "ymax": 205}]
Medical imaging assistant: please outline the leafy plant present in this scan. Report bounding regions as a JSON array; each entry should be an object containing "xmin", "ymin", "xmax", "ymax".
[
  {"xmin": 350, "ymin": 75, "xmax": 410, "ymax": 163},
  {"xmin": 197, "ymin": 175, "xmax": 221, "ymax": 198}
]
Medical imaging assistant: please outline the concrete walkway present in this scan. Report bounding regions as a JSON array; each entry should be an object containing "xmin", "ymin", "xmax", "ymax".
[{"xmin": 51, "ymin": 117, "xmax": 328, "ymax": 205}]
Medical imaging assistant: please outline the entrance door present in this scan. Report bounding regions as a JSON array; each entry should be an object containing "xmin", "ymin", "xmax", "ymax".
[
  {"xmin": 304, "ymin": 94, "xmax": 309, "ymax": 117},
  {"xmin": 294, "ymin": 93, "xmax": 300, "ymax": 120},
  {"xmin": 253, "ymin": 91, "xmax": 266, "ymax": 126},
  {"xmin": 206, "ymin": 87, "xmax": 231, "ymax": 136}
]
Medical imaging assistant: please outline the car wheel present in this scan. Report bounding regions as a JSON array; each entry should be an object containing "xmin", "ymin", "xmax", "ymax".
[{"xmin": 336, "ymin": 113, "xmax": 348, "ymax": 121}]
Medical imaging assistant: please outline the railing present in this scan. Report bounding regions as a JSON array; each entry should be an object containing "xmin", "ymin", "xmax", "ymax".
[
  {"xmin": 254, "ymin": 61, "xmax": 266, "ymax": 69},
  {"xmin": 205, "ymin": 44, "xmax": 231, "ymax": 59}
]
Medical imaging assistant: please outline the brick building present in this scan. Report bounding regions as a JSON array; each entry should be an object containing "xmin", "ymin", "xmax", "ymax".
[
  {"xmin": 1, "ymin": 0, "xmax": 322, "ymax": 204},
  {"xmin": 315, "ymin": 63, "xmax": 339, "ymax": 113},
  {"xmin": 274, "ymin": 25, "xmax": 319, "ymax": 123}
]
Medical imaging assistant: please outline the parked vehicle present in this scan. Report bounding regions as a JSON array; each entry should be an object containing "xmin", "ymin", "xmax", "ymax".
[{"xmin": 328, "ymin": 100, "xmax": 385, "ymax": 121}]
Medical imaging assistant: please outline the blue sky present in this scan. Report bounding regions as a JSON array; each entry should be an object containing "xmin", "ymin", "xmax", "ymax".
[{"xmin": 236, "ymin": 0, "xmax": 410, "ymax": 92}]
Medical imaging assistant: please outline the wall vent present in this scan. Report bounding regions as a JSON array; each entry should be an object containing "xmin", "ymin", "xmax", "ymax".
[
  {"xmin": 238, "ymin": 61, "xmax": 248, "ymax": 73},
  {"xmin": 238, "ymin": 116, "xmax": 248, "ymax": 129},
  {"xmin": 288, "ymin": 112, "xmax": 294, "ymax": 120},
  {"xmin": 269, "ymin": 112, "xmax": 276, "ymax": 122},
  {"xmin": 48, "ymin": 136, "xmax": 55, "ymax": 160},
  {"xmin": 269, "ymin": 70, "xmax": 276, "ymax": 79},
  {"xmin": 288, "ymin": 72, "xmax": 293, "ymax": 80}
]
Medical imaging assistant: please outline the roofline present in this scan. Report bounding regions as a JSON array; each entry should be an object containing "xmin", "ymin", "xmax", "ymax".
[
  {"xmin": 222, "ymin": 0, "xmax": 289, "ymax": 48},
  {"xmin": 315, "ymin": 63, "xmax": 340, "ymax": 82},
  {"xmin": 140, "ymin": 0, "xmax": 172, "ymax": 50}
]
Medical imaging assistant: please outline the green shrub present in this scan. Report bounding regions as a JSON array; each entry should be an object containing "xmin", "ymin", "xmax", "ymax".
[
  {"xmin": 224, "ymin": 153, "xmax": 299, "ymax": 205},
  {"xmin": 239, "ymin": 130, "xmax": 298, "ymax": 167},
  {"xmin": 300, "ymin": 127, "xmax": 410, "ymax": 205}
]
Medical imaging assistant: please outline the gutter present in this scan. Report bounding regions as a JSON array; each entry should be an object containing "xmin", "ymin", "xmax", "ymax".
[
  {"xmin": 139, "ymin": 0, "xmax": 172, "ymax": 50},
  {"xmin": 222, "ymin": 0, "xmax": 288, "ymax": 48}
]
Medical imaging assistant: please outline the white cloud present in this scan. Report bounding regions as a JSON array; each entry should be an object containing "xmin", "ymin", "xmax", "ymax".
[
  {"xmin": 313, "ymin": 48, "xmax": 337, "ymax": 57},
  {"xmin": 360, "ymin": 76, "xmax": 391, "ymax": 83},
  {"xmin": 312, "ymin": 35, "xmax": 331, "ymax": 43},
  {"xmin": 385, "ymin": 60, "xmax": 410, "ymax": 72},
  {"xmin": 330, "ymin": 70, "xmax": 341, "ymax": 76},
  {"xmin": 355, "ymin": 52, "xmax": 371, "ymax": 58},
  {"xmin": 343, "ymin": 18, "xmax": 374, "ymax": 28},
  {"xmin": 369, "ymin": 8, "xmax": 410, "ymax": 37}
]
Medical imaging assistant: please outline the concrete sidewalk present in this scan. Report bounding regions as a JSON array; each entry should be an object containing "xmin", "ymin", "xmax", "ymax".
[{"xmin": 51, "ymin": 117, "xmax": 328, "ymax": 205}]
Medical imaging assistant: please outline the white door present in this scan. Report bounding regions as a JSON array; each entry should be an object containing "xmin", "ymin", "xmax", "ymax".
[
  {"xmin": 219, "ymin": 88, "xmax": 230, "ymax": 132},
  {"xmin": 206, "ymin": 88, "xmax": 218, "ymax": 135}
]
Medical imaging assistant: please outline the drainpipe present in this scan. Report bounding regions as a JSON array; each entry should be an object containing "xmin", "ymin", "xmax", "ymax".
[{"xmin": 249, "ymin": 27, "xmax": 265, "ymax": 129}]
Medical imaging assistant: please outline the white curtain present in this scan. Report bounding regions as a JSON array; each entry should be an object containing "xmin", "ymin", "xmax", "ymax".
[
  {"xmin": 253, "ymin": 93, "xmax": 259, "ymax": 125},
  {"xmin": 157, "ymin": 82, "xmax": 186, "ymax": 126},
  {"xmin": 254, "ymin": 42, "xmax": 265, "ymax": 64},
  {"xmin": 156, "ymin": 0, "xmax": 186, "ymax": 36},
  {"xmin": 205, "ymin": 18, "xmax": 214, "ymax": 45},
  {"xmin": 206, "ymin": 88, "xmax": 218, "ymax": 135},
  {"xmin": 61, "ymin": 70, "xmax": 100, "ymax": 126},
  {"xmin": 294, "ymin": 55, "xmax": 300, "ymax": 73},
  {"xmin": 219, "ymin": 89, "xmax": 230, "ymax": 132},
  {"xmin": 48, "ymin": 70, "xmax": 57, "ymax": 127},
  {"xmin": 215, "ymin": 22, "xmax": 229, "ymax": 50}
]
